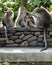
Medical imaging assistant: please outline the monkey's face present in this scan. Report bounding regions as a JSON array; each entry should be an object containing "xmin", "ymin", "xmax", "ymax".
[
  {"xmin": 26, "ymin": 15, "xmax": 30, "ymax": 19},
  {"xmin": 7, "ymin": 10, "xmax": 12, "ymax": 16},
  {"xmin": 20, "ymin": 7, "xmax": 26, "ymax": 14},
  {"xmin": 20, "ymin": 9, "xmax": 26, "ymax": 14},
  {"xmin": 25, "ymin": 14, "xmax": 31, "ymax": 22}
]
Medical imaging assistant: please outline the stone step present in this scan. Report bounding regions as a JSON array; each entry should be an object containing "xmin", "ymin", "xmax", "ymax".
[{"xmin": 0, "ymin": 48, "xmax": 52, "ymax": 62}]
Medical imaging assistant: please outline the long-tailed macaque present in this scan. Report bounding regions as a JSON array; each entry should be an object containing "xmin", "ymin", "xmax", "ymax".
[
  {"xmin": 31, "ymin": 7, "xmax": 51, "ymax": 51},
  {"xmin": 25, "ymin": 13, "xmax": 35, "ymax": 28},
  {"xmin": 15, "ymin": 6, "xmax": 27, "ymax": 28},
  {"xmin": 2, "ymin": 10, "xmax": 14, "ymax": 27},
  {"xmin": 2, "ymin": 9, "xmax": 14, "ymax": 43}
]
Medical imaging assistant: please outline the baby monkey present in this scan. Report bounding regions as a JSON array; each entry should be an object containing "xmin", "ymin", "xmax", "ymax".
[
  {"xmin": 2, "ymin": 9, "xmax": 14, "ymax": 43},
  {"xmin": 25, "ymin": 13, "xmax": 35, "ymax": 28},
  {"xmin": 31, "ymin": 7, "xmax": 51, "ymax": 51}
]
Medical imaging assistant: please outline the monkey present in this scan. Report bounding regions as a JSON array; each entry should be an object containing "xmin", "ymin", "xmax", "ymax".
[
  {"xmin": 25, "ymin": 12, "xmax": 36, "ymax": 28},
  {"xmin": 15, "ymin": 6, "xmax": 27, "ymax": 28},
  {"xmin": 2, "ymin": 9, "xmax": 14, "ymax": 27},
  {"xmin": 2, "ymin": 9, "xmax": 14, "ymax": 43},
  {"xmin": 31, "ymin": 7, "xmax": 51, "ymax": 51}
]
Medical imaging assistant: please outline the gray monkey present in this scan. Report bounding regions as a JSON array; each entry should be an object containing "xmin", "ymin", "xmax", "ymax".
[
  {"xmin": 2, "ymin": 9, "xmax": 14, "ymax": 43},
  {"xmin": 15, "ymin": 6, "xmax": 27, "ymax": 28},
  {"xmin": 31, "ymin": 7, "xmax": 51, "ymax": 51}
]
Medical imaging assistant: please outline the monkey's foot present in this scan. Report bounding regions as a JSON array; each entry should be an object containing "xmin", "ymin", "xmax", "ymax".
[{"xmin": 41, "ymin": 47, "xmax": 47, "ymax": 51}]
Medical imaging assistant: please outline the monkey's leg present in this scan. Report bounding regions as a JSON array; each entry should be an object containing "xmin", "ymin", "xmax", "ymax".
[
  {"xmin": 4, "ymin": 26, "xmax": 9, "ymax": 43},
  {"xmin": 25, "ymin": 21, "xmax": 29, "ymax": 28},
  {"xmin": 23, "ymin": 20, "xmax": 29, "ymax": 28},
  {"xmin": 41, "ymin": 29, "xmax": 47, "ymax": 51},
  {"xmin": 25, "ymin": 21, "xmax": 28, "ymax": 28}
]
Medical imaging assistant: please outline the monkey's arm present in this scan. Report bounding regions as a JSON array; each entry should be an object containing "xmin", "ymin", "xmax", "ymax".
[
  {"xmin": 2, "ymin": 18, "xmax": 9, "ymax": 27},
  {"xmin": 2, "ymin": 18, "xmax": 14, "ymax": 28},
  {"xmin": 29, "ymin": 16, "xmax": 37, "ymax": 27},
  {"xmin": 29, "ymin": 21, "xmax": 37, "ymax": 27},
  {"xmin": 15, "ymin": 16, "xmax": 21, "ymax": 28}
]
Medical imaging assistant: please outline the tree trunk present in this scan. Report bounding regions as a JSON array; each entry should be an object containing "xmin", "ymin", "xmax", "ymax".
[{"xmin": 21, "ymin": 0, "xmax": 28, "ymax": 7}]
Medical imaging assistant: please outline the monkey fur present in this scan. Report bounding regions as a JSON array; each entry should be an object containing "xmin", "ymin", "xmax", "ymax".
[
  {"xmin": 2, "ymin": 9, "xmax": 14, "ymax": 27},
  {"xmin": 50, "ymin": 11, "xmax": 52, "ymax": 22},
  {"xmin": 15, "ymin": 6, "xmax": 27, "ymax": 28},
  {"xmin": 31, "ymin": 6, "xmax": 51, "ymax": 51},
  {"xmin": 25, "ymin": 13, "xmax": 35, "ymax": 28},
  {"xmin": 2, "ymin": 9, "xmax": 14, "ymax": 43}
]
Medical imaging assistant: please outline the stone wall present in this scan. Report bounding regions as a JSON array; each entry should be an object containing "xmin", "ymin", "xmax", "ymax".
[{"xmin": 0, "ymin": 27, "xmax": 52, "ymax": 47}]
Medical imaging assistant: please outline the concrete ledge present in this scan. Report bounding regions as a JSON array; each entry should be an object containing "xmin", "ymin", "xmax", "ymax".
[{"xmin": 0, "ymin": 48, "xmax": 52, "ymax": 62}]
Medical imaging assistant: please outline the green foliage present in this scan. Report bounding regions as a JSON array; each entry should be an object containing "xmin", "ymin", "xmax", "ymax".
[
  {"xmin": 0, "ymin": 0, "xmax": 52, "ymax": 22},
  {"xmin": 28, "ymin": 0, "xmax": 51, "ymax": 9},
  {"xmin": 49, "ymin": 5, "xmax": 52, "ymax": 11}
]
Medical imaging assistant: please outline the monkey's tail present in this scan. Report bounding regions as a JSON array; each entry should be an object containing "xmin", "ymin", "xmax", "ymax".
[
  {"xmin": 4, "ymin": 26, "xmax": 9, "ymax": 43},
  {"xmin": 44, "ymin": 28, "xmax": 47, "ymax": 48},
  {"xmin": 41, "ymin": 28, "xmax": 47, "ymax": 51}
]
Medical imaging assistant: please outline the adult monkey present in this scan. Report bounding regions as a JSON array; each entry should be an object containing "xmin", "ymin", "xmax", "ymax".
[
  {"xmin": 2, "ymin": 9, "xmax": 14, "ymax": 27},
  {"xmin": 2, "ymin": 9, "xmax": 14, "ymax": 43},
  {"xmin": 31, "ymin": 6, "xmax": 51, "ymax": 51},
  {"xmin": 15, "ymin": 6, "xmax": 28, "ymax": 28}
]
